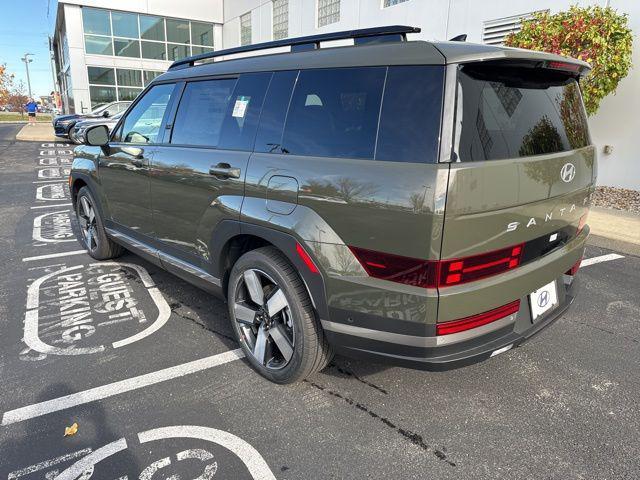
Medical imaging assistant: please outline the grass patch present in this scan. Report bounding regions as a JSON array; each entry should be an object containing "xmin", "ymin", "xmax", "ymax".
[{"xmin": 0, "ymin": 112, "xmax": 53, "ymax": 122}]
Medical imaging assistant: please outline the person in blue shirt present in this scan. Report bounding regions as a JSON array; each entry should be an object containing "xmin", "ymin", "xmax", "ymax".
[{"xmin": 24, "ymin": 98, "xmax": 38, "ymax": 126}]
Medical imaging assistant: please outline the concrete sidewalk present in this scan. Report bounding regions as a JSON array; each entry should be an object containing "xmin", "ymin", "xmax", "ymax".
[
  {"xmin": 588, "ymin": 206, "xmax": 640, "ymax": 256},
  {"xmin": 15, "ymin": 123, "xmax": 57, "ymax": 142}
]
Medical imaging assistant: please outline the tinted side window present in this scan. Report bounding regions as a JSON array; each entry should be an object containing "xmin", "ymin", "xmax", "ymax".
[
  {"xmin": 171, "ymin": 79, "xmax": 237, "ymax": 147},
  {"xmin": 218, "ymin": 72, "xmax": 272, "ymax": 151},
  {"xmin": 376, "ymin": 66, "xmax": 444, "ymax": 163},
  {"xmin": 254, "ymin": 70, "xmax": 298, "ymax": 153},
  {"xmin": 119, "ymin": 83, "xmax": 174, "ymax": 144},
  {"xmin": 282, "ymin": 67, "xmax": 386, "ymax": 159}
]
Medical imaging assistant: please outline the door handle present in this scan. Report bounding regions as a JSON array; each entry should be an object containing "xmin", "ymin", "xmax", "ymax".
[{"xmin": 209, "ymin": 163, "xmax": 241, "ymax": 179}]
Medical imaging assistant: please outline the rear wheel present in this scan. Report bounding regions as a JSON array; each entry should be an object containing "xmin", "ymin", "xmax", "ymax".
[
  {"xmin": 75, "ymin": 186, "xmax": 123, "ymax": 260},
  {"xmin": 228, "ymin": 247, "xmax": 332, "ymax": 383}
]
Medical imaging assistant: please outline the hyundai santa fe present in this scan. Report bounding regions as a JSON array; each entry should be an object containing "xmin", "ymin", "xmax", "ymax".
[{"xmin": 69, "ymin": 26, "xmax": 595, "ymax": 383}]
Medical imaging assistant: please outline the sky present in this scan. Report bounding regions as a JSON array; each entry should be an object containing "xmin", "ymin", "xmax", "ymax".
[{"xmin": 0, "ymin": 0, "xmax": 58, "ymax": 98}]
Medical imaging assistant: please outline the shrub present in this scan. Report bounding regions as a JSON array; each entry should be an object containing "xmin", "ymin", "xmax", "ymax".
[{"xmin": 504, "ymin": 6, "xmax": 633, "ymax": 115}]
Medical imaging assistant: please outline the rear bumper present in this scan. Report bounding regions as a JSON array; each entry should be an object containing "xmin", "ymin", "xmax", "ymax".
[{"xmin": 326, "ymin": 274, "xmax": 578, "ymax": 370}]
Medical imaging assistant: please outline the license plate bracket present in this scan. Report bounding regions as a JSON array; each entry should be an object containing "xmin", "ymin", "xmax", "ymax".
[{"xmin": 529, "ymin": 280, "xmax": 559, "ymax": 321}]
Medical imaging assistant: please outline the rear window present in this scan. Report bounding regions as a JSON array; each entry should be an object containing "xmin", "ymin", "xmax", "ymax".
[{"xmin": 457, "ymin": 65, "xmax": 590, "ymax": 162}]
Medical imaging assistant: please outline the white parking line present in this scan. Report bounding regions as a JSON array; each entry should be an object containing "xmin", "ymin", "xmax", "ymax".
[
  {"xmin": 1, "ymin": 349, "xmax": 244, "ymax": 426},
  {"xmin": 7, "ymin": 448, "xmax": 92, "ymax": 479},
  {"xmin": 22, "ymin": 250, "xmax": 86, "ymax": 262},
  {"xmin": 31, "ymin": 203, "xmax": 72, "ymax": 209},
  {"xmin": 581, "ymin": 253, "xmax": 625, "ymax": 267}
]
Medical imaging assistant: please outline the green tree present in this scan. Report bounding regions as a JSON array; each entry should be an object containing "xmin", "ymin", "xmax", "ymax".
[{"xmin": 505, "ymin": 6, "xmax": 633, "ymax": 115}]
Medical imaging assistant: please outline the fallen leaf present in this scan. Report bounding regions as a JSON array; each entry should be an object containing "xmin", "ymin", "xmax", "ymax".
[{"xmin": 64, "ymin": 422, "xmax": 78, "ymax": 437}]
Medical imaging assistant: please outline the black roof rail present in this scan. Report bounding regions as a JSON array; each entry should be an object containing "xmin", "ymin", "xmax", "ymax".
[{"xmin": 168, "ymin": 25, "xmax": 421, "ymax": 71}]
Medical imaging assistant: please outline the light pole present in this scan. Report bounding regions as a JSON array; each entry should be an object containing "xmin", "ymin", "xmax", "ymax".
[{"xmin": 21, "ymin": 53, "xmax": 34, "ymax": 98}]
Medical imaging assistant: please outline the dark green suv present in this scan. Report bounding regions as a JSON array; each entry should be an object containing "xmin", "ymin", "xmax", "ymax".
[{"xmin": 70, "ymin": 26, "xmax": 595, "ymax": 383}]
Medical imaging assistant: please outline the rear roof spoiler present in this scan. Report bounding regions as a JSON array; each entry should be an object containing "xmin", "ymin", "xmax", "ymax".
[{"xmin": 168, "ymin": 25, "xmax": 421, "ymax": 71}]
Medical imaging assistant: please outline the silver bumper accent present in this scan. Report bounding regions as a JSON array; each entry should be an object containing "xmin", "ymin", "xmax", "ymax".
[{"xmin": 321, "ymin": 313, "xmax": 517, "ymax": 347}]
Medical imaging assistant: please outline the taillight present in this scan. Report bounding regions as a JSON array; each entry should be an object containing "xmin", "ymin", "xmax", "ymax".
[
  {"xmin": 577, "ymin": 213, "xmax": 588, "ymax": 235},
  {"xmin": 438, "ymin": 244, "xmax": 524, "ymax": 287},
  {"xmin": 349, "ymin": 243, "xmax": 525, "ymax": 289},
  {"xmin": 348, "ymin": 246, "xmax": 436, "ymax": 288},
  {"xmin": 566, "ymin": 258, "xmax": 582, "ymax": 276},
  {"xmin": 436, "ymin": 300, "xmax": 521, "ymax": 336}
]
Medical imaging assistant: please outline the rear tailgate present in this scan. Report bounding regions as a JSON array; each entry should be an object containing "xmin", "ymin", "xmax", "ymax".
[{"xmin": 438, "ymin": 60, "xmax": 595, "ymax": 322}]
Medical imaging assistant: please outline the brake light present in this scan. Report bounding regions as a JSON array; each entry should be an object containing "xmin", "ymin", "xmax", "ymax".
[
  {"xmin": 348, "ymin": 246, "xmax": 436, "ymax": 288},
  {"xmin": 546, "ymin": 61, "xmax": 582, "ymax": 73},
  {"xmin": 437, "ymin": 300, "xmax": 521, "ymax": 336},
  {"xmin": 577, "ymin": 213, "xmax": 588, "ymax": 235},
  {"xmin": 296, "ymin": 243, "xmax": 319, "ymax": 274},
  {"xmin": 349, "ymin": 243, "xmax": 525, "ymax": 289},
  {"xmin": 438, "ymin": 244, "xmax": 524, "ymax": 287},
  {"xmin": 566, "ymin": 258, "xmax": 582, "ymax": 276}
]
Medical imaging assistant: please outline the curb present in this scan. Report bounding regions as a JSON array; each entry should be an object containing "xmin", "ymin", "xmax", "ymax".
[
  {"xmin": 15, "ymin": 124, "xmax": 57, "ymax": 142},
  {"xmin": 588, "ymin": 207, "xmax": 640, "ymax": 246}
]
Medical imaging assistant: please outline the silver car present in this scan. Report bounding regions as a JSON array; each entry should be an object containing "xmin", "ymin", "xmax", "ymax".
[{"xmin": 70, "ymin": 112, "xmax": 124, "ymax": 144}]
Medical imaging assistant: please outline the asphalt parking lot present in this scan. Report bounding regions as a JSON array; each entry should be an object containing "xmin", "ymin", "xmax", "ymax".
[{"xmin": 0, "ymin": 124, "xmax": 638, "ymax": 479}]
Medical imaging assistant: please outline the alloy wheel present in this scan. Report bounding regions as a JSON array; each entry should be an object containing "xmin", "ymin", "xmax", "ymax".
[
  {"xmin": 233, "ymin": 269, "xmax": 295, "ymax": 370},
  {"xmin": 78, "ymin": 195, "xmax": 98, "ymax": 252}
]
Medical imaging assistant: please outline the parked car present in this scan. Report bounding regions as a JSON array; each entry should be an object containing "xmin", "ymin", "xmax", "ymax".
[
  {"xmin": 53, "ymin": 101, "xmax": 131, "ymax": 139},
  {"xmin": 70, "ymin": 112, "xmax": 124, "ymax": 144},
  {"xmin": 70, "ymin": 26, "xmax": 595, "ymax": 384}
]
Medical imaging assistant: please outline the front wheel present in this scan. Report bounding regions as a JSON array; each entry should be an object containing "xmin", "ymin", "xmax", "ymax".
[
  {"xmin": 228, "ymin": 247, "xmax": 333, "ymax": 383},
  {"xmin": 75, "ymin": 186, "xmax": 123, "ymax": 260}
]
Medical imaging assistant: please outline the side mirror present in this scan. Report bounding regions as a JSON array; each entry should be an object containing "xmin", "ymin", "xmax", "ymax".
[
  {"xmin": 85, "ymin": 125, "xmax": 110, "ymax": 147},
  {"xmin": 102, "ymin": 110, "xmax": 110, "ymax": 117}
]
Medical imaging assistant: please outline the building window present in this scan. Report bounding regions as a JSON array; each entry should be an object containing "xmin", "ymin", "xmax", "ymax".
[
  {"xmin": 166, "ymin": 19, "xmax": 190, "ymax": 44},
  {"xmin": 140, "ymin": 15, "xmax": 165, "ymax": 41},
  {"xmin": 142, "ymin": 41, "xmax": 167, "ymax": 60},
  {"xmin": 81, "ymin": 7, "xmax": 214, "ymax": 60},
  {"xmin": 85, "ymin": 35, "xmax": 113, "ymax": 55},
  {"xmin": 87, "ymin": 66, "xmax": 160, "ymax": 108},
  {"xmin": 273, "ymin": 0, "xmax": 288, "ymax": 40},
  {"xmin": 111, "ymin": 12, "xmax": 139, "ymax": 38},
  {"xmin": 383, "ymin": 0, "xmax": 409, "ymax": 6},
  {"xmin": 143, "ymin": 71, "xmax": 163, "ymax": 86},
  {"xmin": 82, "ymin": 8, "xmax": 111, "ymax": 36},
  {"xmin": 318, "ymin": 0, "xmax": 340, "ymax": 27},
  {"xmin": 482, "ymin": 11, "xmax": 545, "ymax": 45},
  {"xmin": 240, "ymin": 12, "xmax": 252, "ymax": 46},
  {"xmin": 191, "ymin": 22, "xmax": 214, "ymax": 47}
]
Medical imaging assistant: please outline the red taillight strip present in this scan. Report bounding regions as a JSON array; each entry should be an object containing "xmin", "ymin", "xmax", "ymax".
[
  {"xmin": 436, "ymin": 300, "xmax": 521, "ymax": 336},
  {"xmin": 348, "ymin": 243, "xmax": 526, "ymax": 289},
  {"xmin": 566, "ymin": 258, "xmax": 582, "ymax": 276},
  {"xmin": 296, "ymin": 243, "xmax": 319, "ymax": 274},
  {"xmin": 438, "ymin": 244, "xmax": 524, "ymax": 287}
]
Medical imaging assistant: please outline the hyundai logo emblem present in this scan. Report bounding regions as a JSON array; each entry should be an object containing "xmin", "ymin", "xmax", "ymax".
[
  {"xmin": 560, "ymin": 163, "xmax": 576, "ymax": 183},
  {"xmin": 537, "ymin": 290, "xmax": 550, "ymax": 308}
]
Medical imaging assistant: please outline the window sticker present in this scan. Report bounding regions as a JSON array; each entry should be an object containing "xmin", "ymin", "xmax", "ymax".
[{"xmin": 232, "ymin": 95, "xmax": 251, "ymax": 118}]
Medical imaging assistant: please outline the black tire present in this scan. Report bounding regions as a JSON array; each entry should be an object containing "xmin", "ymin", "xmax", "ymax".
[
  {"xmin": 75, "ymin": 186, "xmax": 123, "ymax": 260},
  {"xmin": 228, "ymin": 246, "xmax": 333, "ymax": 383}
]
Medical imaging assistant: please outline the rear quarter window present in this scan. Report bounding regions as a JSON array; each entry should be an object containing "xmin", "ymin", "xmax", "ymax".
[
  {"xmin": 282, "ymin": 67, "xmax": 386, "ymax": 159},
  {"xmin": 376, "ymin": 66, "xmax": 444, "ymax": 163},
  {"xmin": 457, "ymin": 65, "xmax": 590, "ymax": 162}
]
